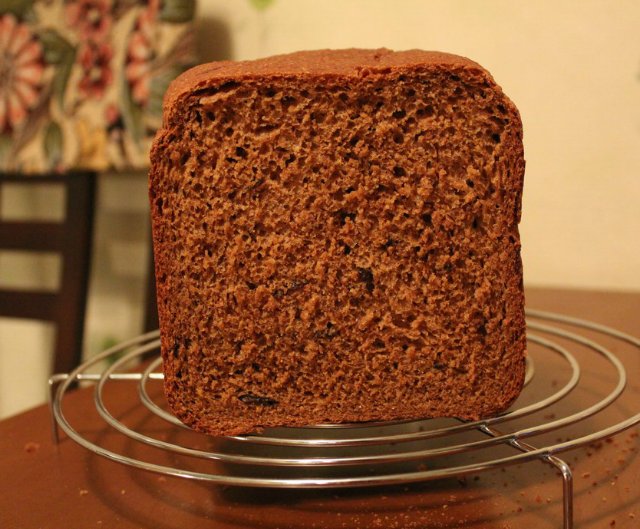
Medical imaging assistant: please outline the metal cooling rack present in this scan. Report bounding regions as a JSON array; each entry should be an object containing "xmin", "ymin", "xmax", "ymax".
[{"xmin": 49, "ymin": 309, "xmax": 640, "ymax": 529}]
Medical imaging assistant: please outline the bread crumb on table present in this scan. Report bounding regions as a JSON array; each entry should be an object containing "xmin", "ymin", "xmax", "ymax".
[{"xmin": 24, "ymin": 441, "xmax": 40, "ymax": 453}]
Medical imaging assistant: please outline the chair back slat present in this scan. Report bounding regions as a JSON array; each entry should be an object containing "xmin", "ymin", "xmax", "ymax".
[
  {"xmin": 0, "ymin": 222, "xmax": 65, "ymax": 251},
  {"xmin": 0, "ymin": 290, "xmax": 58, "ymax": 320}
]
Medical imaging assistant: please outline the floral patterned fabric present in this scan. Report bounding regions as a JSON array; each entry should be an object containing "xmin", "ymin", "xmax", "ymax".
[{"xmin": 0, "ymin": 0, "xmax": 196, "ymax": 173}]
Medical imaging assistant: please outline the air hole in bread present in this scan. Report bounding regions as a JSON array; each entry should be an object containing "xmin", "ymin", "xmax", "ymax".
[
  {"xmin": 357, "ymin": 267, "xmax": 375, "ymax": 293},
  {"xmin": 281, "ymin": 95, "xmax": 296, "ymax": 108},
  {"xmin": 337, "ymin": 210, "xmax": 357, "ymax": 226}
]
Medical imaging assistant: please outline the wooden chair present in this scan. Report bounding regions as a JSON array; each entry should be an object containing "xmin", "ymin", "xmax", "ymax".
[{"xmin": 0, "ymin": 172, "xmax": 96, "ymax": 374}]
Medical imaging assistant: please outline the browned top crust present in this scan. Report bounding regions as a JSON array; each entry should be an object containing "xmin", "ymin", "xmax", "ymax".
[{"xmin": 162, "ymin": 49, "xmax": 494, "ymax": 123}]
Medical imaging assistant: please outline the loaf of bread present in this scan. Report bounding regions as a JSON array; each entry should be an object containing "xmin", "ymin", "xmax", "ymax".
[{"xmin": 149, "ymin": 49, "xmax": 526, "ymax": 437}]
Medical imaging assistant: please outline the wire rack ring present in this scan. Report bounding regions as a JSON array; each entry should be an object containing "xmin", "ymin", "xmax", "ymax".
[{"xmin": 49, "ymin": 309, "xmax": 640, "ymax": 529}]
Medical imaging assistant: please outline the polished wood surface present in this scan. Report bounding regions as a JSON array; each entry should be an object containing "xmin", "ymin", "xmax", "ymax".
[{"xmin": 1, "ymin": 288, "xmax": 638, "ymax": 528}]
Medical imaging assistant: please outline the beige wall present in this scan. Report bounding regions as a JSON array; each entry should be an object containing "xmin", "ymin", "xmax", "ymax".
[{"xmin": 198, "ymin": 0, "xmax": 640, "ymax": 292}]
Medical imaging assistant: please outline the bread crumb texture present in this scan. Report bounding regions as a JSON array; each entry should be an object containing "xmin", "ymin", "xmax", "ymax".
[{"xmin": 150, "ymin": 49, "xmax": 526, "ymax": 436}]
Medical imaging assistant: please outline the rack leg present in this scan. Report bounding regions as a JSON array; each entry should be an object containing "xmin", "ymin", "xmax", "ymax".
[
  {"xmin": 47, "ymin": 374, "xmax": 68, "ymax": 445},
  {"xmin": 544, "ymin": 455, "xmax": 573, "ymax": 529},
  {"xmin": 478, "ymin": 425, "xmax": 574, "ymax": 529}
]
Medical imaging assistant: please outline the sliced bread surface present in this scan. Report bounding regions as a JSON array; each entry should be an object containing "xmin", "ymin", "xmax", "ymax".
[{"xmin": 150, "ymin": 49, "xmax": 526, "ymax": 436}]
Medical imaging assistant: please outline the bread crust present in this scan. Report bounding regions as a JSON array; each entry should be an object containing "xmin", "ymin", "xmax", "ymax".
[{"xmin": 150, "ymin": 49, "xmax": 526, "ymax": 437}]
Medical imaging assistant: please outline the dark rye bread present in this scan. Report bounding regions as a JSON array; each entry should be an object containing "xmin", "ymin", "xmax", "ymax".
[{"xmin": 149, "ymin": 49, "xmax": 526, "ymax": 437}]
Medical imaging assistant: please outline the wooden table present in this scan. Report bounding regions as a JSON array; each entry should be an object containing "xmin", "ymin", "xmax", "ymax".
[{"xmin": 2, "ymin": 288, "xmax": 639, "ymax": 529}]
